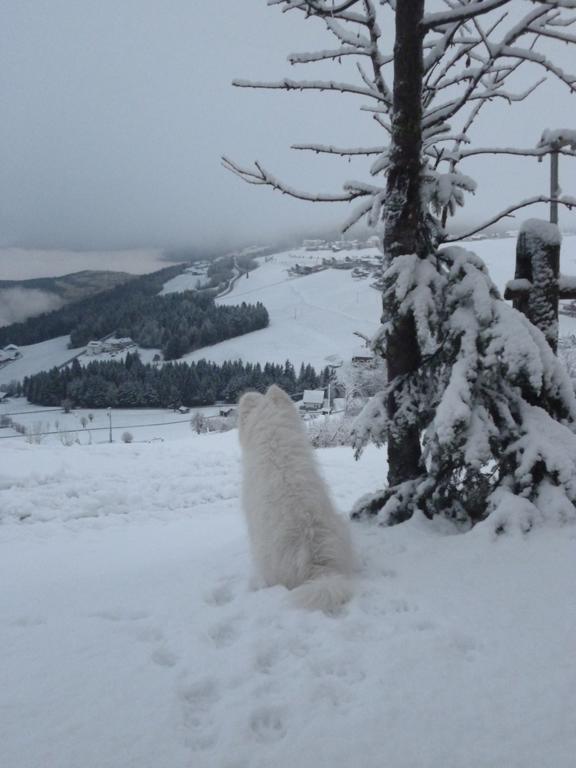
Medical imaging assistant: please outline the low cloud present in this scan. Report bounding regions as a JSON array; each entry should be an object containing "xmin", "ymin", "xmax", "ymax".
[{"xmin": 0, "ymin": 288, "xmax": 64, "ymax": 327}]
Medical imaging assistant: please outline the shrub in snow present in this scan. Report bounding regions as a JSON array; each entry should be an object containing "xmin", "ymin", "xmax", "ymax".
[
  {"xmin": 307, "ymin": 415, "xmax": 355, "ymax": 449},
  {"xmin": 121, "ymin": 431, "xmax": 134, "ymax": 444},
  {"xmin": 59, "ymin": 431, "xmax": 78, "ymax": 447},
  {"xmin": 208, "ymin": 415, "xmax": 237, "ymax": 433},
  {"xmin": 353, "ymin": 246, "xmax": 576, "ymax": 529},
  {"xmin": 190, "ymin": 412, "xmax": 209, "ymax": 434},
  {"xmin": 25, "ymin": 422, "xmax": 47, "ymax": 445}
]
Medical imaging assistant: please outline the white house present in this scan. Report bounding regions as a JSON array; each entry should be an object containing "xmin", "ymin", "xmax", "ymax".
[
  {"xmin": 300, "ymin": 389, "xmax": 326, "ymax": 412},
  {"xmin": 86, "ymin": 341, "xmax": 103, "ymax": 356}
]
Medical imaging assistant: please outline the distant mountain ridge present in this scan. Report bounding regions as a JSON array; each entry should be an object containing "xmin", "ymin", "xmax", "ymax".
[{"xmin": 0, "ymin": 269, "xmax": 134, "ymax": 302}]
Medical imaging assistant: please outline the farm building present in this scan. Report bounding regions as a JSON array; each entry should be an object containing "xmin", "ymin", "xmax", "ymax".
[
  {"xmin": 0, "ymin": 345, "xmax": 21, "ymax": 362},
  {"xmin": 300, "ymin": 389, "xmax": 326, "ymax": 412}
]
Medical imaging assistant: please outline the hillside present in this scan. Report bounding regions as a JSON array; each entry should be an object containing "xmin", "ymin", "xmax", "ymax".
[
  {"xmin": 0, "ymin": 271, "xmax": 135, "ymax": 327},
  {"xmin": 0, "ymin": 269, "xmax": 134, "ymax": 301},
  {"xmin": 179, "ymin": 236, "xmax": 576, "ymax": 369},
  {"xmin": 0, "ymin": 247, "xmax": 172, "ymax": 281},
  {"xmin": 2, "ymin": 235, "xmax": 575, "ymax": 389}
]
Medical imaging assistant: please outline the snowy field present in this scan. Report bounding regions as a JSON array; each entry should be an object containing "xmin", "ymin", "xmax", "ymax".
[
  {"xmin": 0, "ymin": 247, "xmax": 172, "ymax": 280},
  {"xmin": 1, "ymin": 431, "xmax": 576, "ymax": 768},
  {"xmin": 0, "ymin": 400, "xmax": 224, "ymax": 445},
  {"xmin": 0, "ymin": 340, "xmax": 162, "ymax": 390}
]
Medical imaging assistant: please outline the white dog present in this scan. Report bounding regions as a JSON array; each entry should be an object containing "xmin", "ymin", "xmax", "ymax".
[{"xmin": 238, "ymin": 384, "xmax": 356, "ymax": 613}]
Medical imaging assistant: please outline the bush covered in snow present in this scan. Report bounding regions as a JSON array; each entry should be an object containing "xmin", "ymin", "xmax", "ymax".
[
  {"xmin": 353, "ymin": 246, "xmax": 576, "ymax": 529},
  {"xmin": 307, "ymin": 414, "xmax": 355, "ymax": 449}
]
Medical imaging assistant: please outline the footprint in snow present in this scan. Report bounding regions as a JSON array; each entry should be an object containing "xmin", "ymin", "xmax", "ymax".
[
  {"xmin": 206, "ymin": 619, "xmax": 240, "ymax": 649},
  {"xmin": 10, "ymin": 616, "xmax": 46, "ymax": 627},
  {"xmin": 93, "ymin": 607, "xmax": 150, "ymax": 622},
  {"xmin": 151, "ymin": 646, "xmax": 179, "ymax": 668},
  {"xmin": 204, "ymin": 580, "xmax": 237, "ymax": 607},
  {"xmin": 249, "ymin": 707, "xmax": 287, "ymax": 744},
  {"xmin": 179, "ymin": 677, "xmax": 221, "ymax": 752}
]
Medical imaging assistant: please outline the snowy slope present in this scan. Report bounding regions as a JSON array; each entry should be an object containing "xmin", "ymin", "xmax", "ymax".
[
  {"xmin": 1, "ymin": 432, "xmax": 576, "ymax": 768},
  {"xmin": 0, "ymin": 336, "xmax": 77, "ymax": 386},
  {"xmin": 2, "ymin": 236, "xmax": 575, "ymax": 387},
  {"xmin": 179, "ymin": 236, "xmax": 576, "ymax": 369}
]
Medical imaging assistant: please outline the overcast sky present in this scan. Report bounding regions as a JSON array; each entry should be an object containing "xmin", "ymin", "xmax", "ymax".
[{"xmin": 0, "ymin": 0, "xmax": 574, "ymax": 253}]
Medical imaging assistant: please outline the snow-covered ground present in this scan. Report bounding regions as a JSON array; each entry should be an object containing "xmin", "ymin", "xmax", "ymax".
[
  {"xmin": 0, "ymin": 336, "xmax": 78, "ymax": 387},
  {"xmin": 1, "ymin": 431, "xmax": 575, "ymax": 768},
  {"xmin": 0, "ymin": 247, "xmax": 173, "ymax": 280},
  {"xmin": 0, "ymin": 400, "xmax": 226, "ymax": 445}
]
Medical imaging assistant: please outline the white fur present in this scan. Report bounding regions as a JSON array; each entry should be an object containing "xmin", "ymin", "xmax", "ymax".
[{"xmin": 238, "ymin": 385, "xmax": 356, "ymax": 614}]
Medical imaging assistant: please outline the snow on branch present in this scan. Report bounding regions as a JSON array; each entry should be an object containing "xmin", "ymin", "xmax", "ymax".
[
  {"xmin": 443, "ymin": 144, "xmax": 576, "ymax": 163},
  {"xmin": 221, "ymin": 156, "xmax": 369, "ymax": 203},
  {"xmin": 291, "ymin": 143, "xmax": 387, "ymax": 156},
  {"xmin": 445, "ymin": 196, "xmax": 576, "ymax": 242},
  {"xmin": 423, "ymin": 0, "xmax": 513, "ymax": 31},
  {"xmin": 538, "ymin": 128, "xmax": 576, "ymax": 151},
  {"xmin": 288, "ymin": 46, "xmax": 373, "ymax": 64},
  {"xmin": 268, "ymin": 0, "xmax": 371, "ymax": 25},
  {"xmin": 232, "ymin": 77, "xmax": 384, "ymax": 102}
]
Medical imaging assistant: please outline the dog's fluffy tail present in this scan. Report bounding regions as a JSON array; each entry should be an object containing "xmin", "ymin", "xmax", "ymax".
[{"xmin": 291, "ymin": 572, "xmax": 354, "ymax": 615}]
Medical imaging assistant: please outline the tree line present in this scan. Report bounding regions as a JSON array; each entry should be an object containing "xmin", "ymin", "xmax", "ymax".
[
  {"xmin": 0, "ymin": 265, "xmax": 186, "ymax": 348},
  {"xmin": 21, "ymin": 354, "xmax": 327, "ymax": 408},
  {"xmin": 70, "ymin": 293, "xmax": 269, "ymax": 360},
  {"xmin": 0, "ymin": 262, "xmax": 270, "ymax": 361}
]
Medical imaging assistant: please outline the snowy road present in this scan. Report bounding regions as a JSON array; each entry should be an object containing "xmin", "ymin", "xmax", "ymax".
[{"xmin": 1, "ymin": 433, "xmax": 576, "ymax": 768}]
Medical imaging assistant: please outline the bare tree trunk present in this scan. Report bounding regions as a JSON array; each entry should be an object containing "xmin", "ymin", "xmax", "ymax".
[{"xmin": 383, "ymin": 0, "xmax": 426, "ymax": 487}]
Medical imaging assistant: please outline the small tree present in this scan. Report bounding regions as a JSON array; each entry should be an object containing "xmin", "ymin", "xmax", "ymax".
[
  {"xmin": 191, "ymin": 412, "xmax": 209, "ymax": 434},
  {"xmin": 226, "ymin": 0, "xmax": 576, "ymax": 527},
  {"xmin": 121, "ymin": 431, "xmax": 134, "ymax": 444}
]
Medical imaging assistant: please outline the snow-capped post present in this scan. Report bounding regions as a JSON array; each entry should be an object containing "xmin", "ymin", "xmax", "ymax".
[
  {"xmin": 504, "ymin": 131, "xmax": 576, "ymax": 351},
  {"xmin": 505, "ymin": 220, "xmax": 576, "ymax": 353},
  {"xmin": 505, "ymin": 220, "xmax": 561, "ymax": 352}
]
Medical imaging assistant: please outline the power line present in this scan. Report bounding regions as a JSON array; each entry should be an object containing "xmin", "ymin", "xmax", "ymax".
[{"xmin": 0, "ymin": 416, "xmax": 214, "ymax": 440}]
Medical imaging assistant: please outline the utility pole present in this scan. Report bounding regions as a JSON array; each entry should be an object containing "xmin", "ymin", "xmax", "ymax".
[
  {"xmin": 550, "ymin": 147, "xmax": 560, "ymax": 225},
  {"xmin": 107, "ymin": 407, "xmax": 112, "ymax": 443}
]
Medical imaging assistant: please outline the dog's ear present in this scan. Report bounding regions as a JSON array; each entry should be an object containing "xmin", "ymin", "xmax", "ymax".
[
  {"xmin": 238, "ymin": 391, "xmax": 264, "ymax": 430},
  {"xmin": 265, "ymin": 384, "xmax": 293, "ymax": 405}
]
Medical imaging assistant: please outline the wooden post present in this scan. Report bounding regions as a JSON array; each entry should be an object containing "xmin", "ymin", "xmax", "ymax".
[{"xmin": 504, "ymin": 219, "xmax": 573, "ymax": 353}]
